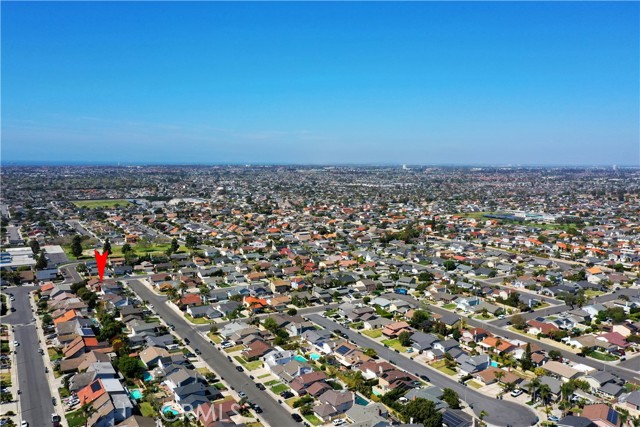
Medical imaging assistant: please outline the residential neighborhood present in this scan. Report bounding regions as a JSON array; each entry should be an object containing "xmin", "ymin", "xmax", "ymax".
[{"xmin": 1, "ymin": 165, "xmax": 640, "ymax": 427}]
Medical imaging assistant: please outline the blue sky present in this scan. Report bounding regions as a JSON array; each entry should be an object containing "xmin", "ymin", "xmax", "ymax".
[{"xmin": 2, "ymin": 2, "xmax": 638, "ymax": 166}]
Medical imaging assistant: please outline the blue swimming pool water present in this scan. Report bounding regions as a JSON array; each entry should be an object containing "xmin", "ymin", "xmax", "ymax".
[
  {"xmin": 163, "ymin": 407, "xmax": 180, "ymax": 416},
  {"xmin": 143, "ymin": 372, "xmax": 153, "ymax": 381},
  {"xmin": 490, "ymin": 361, "xmax": 500, "ymax": 367},
  {"xmin": 355, "ymin": 395, "xmax": 369, "ymax": 406},
  {"xmin": 129, "ymin": 389, "xmax": 143, "ymax": 400},
  {"xmin": 294, "ymin": 355, "xmax": 308, "ymax": 363},
  {"xmin": 309, "ymin": 352, "xmax": 321, "ymax": 361}
]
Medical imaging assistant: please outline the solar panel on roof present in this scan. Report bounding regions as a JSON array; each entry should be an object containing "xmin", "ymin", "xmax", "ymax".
[
  {"xmin": 442, "ymin": 410, "xmax": 464, "ymax": 427},
  {"xmin": 336, "ymin": 346, "xmax": 350, "ymax": 355},
  {"xmin": 607, "ymin": 408, "xmax": 618, "ymax": 424}
]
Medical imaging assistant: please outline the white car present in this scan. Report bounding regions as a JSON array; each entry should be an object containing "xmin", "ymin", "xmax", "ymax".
[
  {"xmin": 511, "ymin": 389, "xmax": 523, "ymax": 397},
  {"xmin": 13, "ymin": 341, "xmax": 19, "ymax": 346},
  {"xmin": 21, "ymin": 421, "xmax": 28, "ymax": 427}
]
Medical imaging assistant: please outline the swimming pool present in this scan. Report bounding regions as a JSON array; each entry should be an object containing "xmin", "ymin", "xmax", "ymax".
[
  {"xmin": 490, "ymin": 361, "xmax": 500, "ymax": 368},
  {"xmin": 294, "ymin": 355, "xmax": 308, "ymax": 363},
  {"xmin": 143, "ymin": 372, "xmax": 153, "ymax": 381},
  {"xmin": 309, "ymin": 352, "xmax": 321, "ymax": 361},
  {"xmin": 129, "ymin": 389, "xmax": 143, "ymax": 400},
  {"xmin": 355, "ymin": 394, "xmax": 369, "ymax": 406},
  {"xmin": 163, "ymin": 406, "xmax": 180, "ymax": 416}
]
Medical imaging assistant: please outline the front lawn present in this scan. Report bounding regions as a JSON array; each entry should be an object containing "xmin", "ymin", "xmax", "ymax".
[
  {"xmin": 48, "ymin": 347, "xmax": 63, "ymax": 361},
  {"xmin": 285, "ymin": 397, "xmax": 300, "ymax": 408},
  {"xmin": 184, "ymin": 314, "xmax": 213, "ymax": 324},
  {"xmin": 66, "ymin": 410, "xmax": 86, "ymax": 427},
  {"xmin": 467, "ymin": 380, "xmax": 484, "ymax": 389},
  {"xmin": 381, "ymin": 339, "xmax": 406, "ymax": 352},
  {"xmin": 443, "ymin": 303, "xmax": 457, "ymax": 310},
  {"xmin": 431, "ymin": 360, "xmax": 457, "ymax": 376},
  {"xmin": 58, "ymin": 386, "xmax": 70, "ymax": 398},
  {"xmin": 264, "ymin": 379, "xmax": 280, "ymax": 386},
  {"xmin": 224, "ymin": 345, "xmax": 244, "ymax": 353},
  {"xmin": 0, "ymin": 372, "xmax": 11, "ymax": 387},
  {"xmin": 362, "ymin": 329, "xmax": 382, "ymax": 339},
  {"xmin": 304, "ymin": 414, "xmax": 323, "ymax": 426},
  {"xmin": 208, "ymin": 333, "xmax": 222, "ymax": 343},
  {"xmin": 245, "ymin": 360, "xmax": 263, "ymax": 371},
  {"xmin": 270, "ymin": 383, "xmax": 290, "ymax": 394},
  {"xmin": 587, "ymin": 351, "xmax": 617, "ymax": 361}
]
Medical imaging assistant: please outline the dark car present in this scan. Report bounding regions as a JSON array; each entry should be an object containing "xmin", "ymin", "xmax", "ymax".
[
  {"xmin": 419, "ymin": 374, "xmax": 430, "ymax": 382},
  {"xmin": 256, "ymin": 383, "xmax": 266, "ymax": 390},
  {"xmin": 184, "ymin": 338, "xmax": 190, "ymax": 345},
  {"xmin": 253, "ymin": 405, "xmax": 263, "ymax": 414},
  {"xmin": 236, "ymin": 365, "xmax": 244, "ymax": 372},
  {"xmin": 194, "ymin": 348, "xmax": 202, "ymax": 355},
  {"xmin": 292, "ymin": 414, "xmax": 303, "ymax": 423},
  {"xmin": 52, "ymin": 397, "xmax": 57, "ymax": 406}
]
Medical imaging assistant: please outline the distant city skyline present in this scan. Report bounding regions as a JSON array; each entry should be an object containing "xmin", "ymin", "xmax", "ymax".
[{"xmin": 2, "ymin": 2, "xmax": 639, "ymax": 166}]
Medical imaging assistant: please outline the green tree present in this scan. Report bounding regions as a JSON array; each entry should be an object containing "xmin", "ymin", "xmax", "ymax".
[
  {"xmin": 103, "ymin": 238, "xmax": 112, "ymax": 255},
  {"xmin": 521, "ymin": 343, "xmax": 533, "ymax": 371},
  {"xmin": 121, "ymin": 243, "xmax": 132, "ymax": 254},
  {"xmin": 443, "ymin": 260, "xmax": 456, "ymax": 271},
  {"xmin": 263, "ymin": 317, "xmax": 279, "ymax": 333},
  {"xmin": 398, "ymin": 331, "xmax": 412, "ymax": 347},
  {"xmin": 511, "ymin": 314, "xmax": 527, "ymax": 330},
  {"xmin": 402, "ymin": 398, "xmax": 442, "ymax": 426},
  {"xmin": 71, "ymin": 235, "xmax": 83, "ymax": 258},
  {"xmin": 29, "ymin": 239, "xmax": 40, "ymax": 254},
  {"xmin": 117, "ymin": 355, "xmax": 143, "ymax": 379},
  {"xmin": 548, "ymin": 350, "xmax": 562, "ymax": 361},
  {"xmin": 35, "ymin": 251, "xmax": 48, "ymax": 270},
  {"xmin": 80, "ymin": 402, "xmax": 97, "ymax": 427},
  {"xmin": 171, "ymin": 238, "xmax": 180, "ymax": 253},
  {"xmin": 442, "ymin": 388, "xmax": 461, "ymax": 409},
  {"xmin": 185, "ymin": 235, "xmax": 198, "ymax": 249}
]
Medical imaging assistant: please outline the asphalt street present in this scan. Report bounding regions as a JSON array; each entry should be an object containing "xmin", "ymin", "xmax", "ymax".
[
  {"xmin": 127, "ymin": 280, "xmax": 298, "ymax": 427},
  {"xmin": 306, "ymin": 314, "xmax": 538, "ymax": 427},
  {"xmin": 4, "ymin": 286, "xmax": 55, "ymax": 427}
]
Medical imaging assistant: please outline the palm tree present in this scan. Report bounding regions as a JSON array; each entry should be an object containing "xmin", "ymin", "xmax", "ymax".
[
  {"xmin": 528, "ymin": 377, "xmax": 541, "ymax": 402},
  {"xmin": 179, "ymin": 282, "xmax": 188, "ymax": 296},
  {"xmin": 538, "ymin": 384, "xmax": 552, "ymax": 418},
  {"xmin": 503, "ymin": 354, "xmax": 516, "ymax": 373},
  {"xmin": 80, "ymin": 402, "xmax": 97, "ymax": 427},
  {"xmin": 494, "ymin": 370, "xmax": 505, "ymax": 384}
]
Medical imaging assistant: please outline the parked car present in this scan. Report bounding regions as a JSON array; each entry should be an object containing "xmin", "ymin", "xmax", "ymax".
[
  {"xmin": 256, "ymin": 383, "xmax": 266, "ymax": 390},
  {"xmin": 236, "ymin": 366, "xmax": 244, "ymax": 372},
  {"xmin": 511, "ymin": 389, "xmax": 523, "ymax": 397},
  {"xmin": 291, "ymin": 414, "xmax": 303, "ymax": 423},
  {"xmin": 194, "ymin": 348, "xmax": 202, "ymax": 355}
]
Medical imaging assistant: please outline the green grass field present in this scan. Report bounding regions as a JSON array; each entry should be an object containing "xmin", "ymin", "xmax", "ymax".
[
  {"xmin": 72, "ymin": 199, "xmax": 131, "ymax": 209},
  {"xmin": 65, "ymin": 410, "xmax": 86, "ymax": 427},
  {"xmin": 381, "ymin": 339, "xmax": 407, "ymax": 352},
  {"xmin": 304, "ymin": 414, "xmax": 323, "ymax": 426},
  {"xmin": 362, "ymin": 329, "xmax": 382, "ymax": 339},
  {"xmin": 140, "ymin": 402, "xmax": 156, "ymax": 417},
  {"xmin": 270, "ymin": 383, "xmax": 289, "ymax": 394}
]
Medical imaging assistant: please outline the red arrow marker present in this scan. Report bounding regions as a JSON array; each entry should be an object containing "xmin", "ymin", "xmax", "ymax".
[{"xmin": 95, "ymin": 250, "xmax": 109, "ymax": 282}]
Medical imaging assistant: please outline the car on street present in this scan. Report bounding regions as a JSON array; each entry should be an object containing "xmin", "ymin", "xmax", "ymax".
[
  {"xmin": 20, "ymin": 421, "xmax": 28, "ymax": 427},
  {"xmin": 235, "ymin": 366, "xmax": 244, "ymax": 372},
  {"xmin": 291, "ymin": 414, "xmax": 303, "ymax": 423},
  {"xmin": 238, "ymin": 391, "xmax": 247, "ymax": 398},
  {"xmin": 511, "ymin": 389, "xmax": 523, "ymax": 397},
  {"xmin": 253, "ymin": 405, "xmax": 262, "ymax": 413},
  {"xmin": 256, "ymin": 383, "xmax": 266, "ymax": 390},
  {"xmin": 13, "ymin": 341, "xmax": 19, "ymax": 346},
  {"xmin": 184, "ymin": 338, "xmax": 190, "ymax": 345},
  {"xmin": 194, "ymin": 348, "xmax": 202, "ymax": 355}
]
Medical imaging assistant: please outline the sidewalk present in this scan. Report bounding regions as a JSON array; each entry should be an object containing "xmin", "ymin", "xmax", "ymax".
[
  {"xmin": 29, "ymin": 292, "xmax": 69, "ymax": 427},
  {"xmin": 0, "ymin": 323, "xmax": 19, "ymax": 424}
]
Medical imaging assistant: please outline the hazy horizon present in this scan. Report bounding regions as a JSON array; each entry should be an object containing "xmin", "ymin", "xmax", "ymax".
[{"xmin": 2, "ymin": 2, "xmax": 639, "ymax": 166}]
